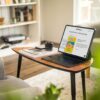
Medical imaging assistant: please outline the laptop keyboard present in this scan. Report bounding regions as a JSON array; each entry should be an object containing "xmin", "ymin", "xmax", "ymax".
[{"xmin": 42, "ymin": 54, "xmax": 86, "ymax": 67}]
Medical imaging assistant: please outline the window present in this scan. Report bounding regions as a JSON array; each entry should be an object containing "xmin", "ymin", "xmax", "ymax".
[
  {"xmin": 74, "ymin": 0, "xmax": 92, "ymax": 24},
  {"xmin": 91, "ymin": 0, "xmax": 100, "ymax": 22}
]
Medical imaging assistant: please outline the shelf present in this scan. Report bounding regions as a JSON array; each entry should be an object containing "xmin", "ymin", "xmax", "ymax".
[
  {"xmin": 0, "ymin": 2, "xmax": 37, "ymax": 7},
  {"xmin": 0, "ymin": 0, "xmax": 41, "ymax": 57},
  {"xmin": 0, "ymin": 21, "xmax": 37, "ymax": 29}
]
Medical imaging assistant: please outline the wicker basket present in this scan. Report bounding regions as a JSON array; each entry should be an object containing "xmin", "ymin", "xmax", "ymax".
[{"xmin": 0, "ymin": 18, "xmax": 4, "ymax": 25}]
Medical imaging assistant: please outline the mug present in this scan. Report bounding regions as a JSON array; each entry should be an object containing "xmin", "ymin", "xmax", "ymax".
[{"xmin": 45, "ymin": 42, "xmax": 53, "ymax": 51}]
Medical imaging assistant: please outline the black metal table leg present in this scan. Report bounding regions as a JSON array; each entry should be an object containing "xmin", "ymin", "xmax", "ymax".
[
  {"xmin": 81, "ymin": 71, "xmax": 86, "ymax": 100},
  {"xmin": 70, "ymin": 72, "xmax": 76, "ymax": 100},
  {"xmin": 17, "ymin": 55, "xmax": 22, "ymax": 78}
]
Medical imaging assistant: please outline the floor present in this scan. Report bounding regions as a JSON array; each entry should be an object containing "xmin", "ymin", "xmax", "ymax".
[
  {"xmin": 3, "ymin": 42, "xmax": 59, "ymax": 80},
  {"xmin": 25, "ymin": 69, "xmax": 95, "ymax": 100},
  {"xmin": 4, "ymin": 54, "xmax": 50, "ymax": 79}
]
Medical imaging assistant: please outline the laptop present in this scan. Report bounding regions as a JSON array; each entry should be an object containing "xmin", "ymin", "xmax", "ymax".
[{"xmin": 42, "ymin": 25, "xmax": 95, "ymax": 67}]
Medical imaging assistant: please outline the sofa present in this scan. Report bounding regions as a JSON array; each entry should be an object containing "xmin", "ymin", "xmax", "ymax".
[{"xmin": 0, "ymin": 58, "xmax": 41, "ymax": 100}]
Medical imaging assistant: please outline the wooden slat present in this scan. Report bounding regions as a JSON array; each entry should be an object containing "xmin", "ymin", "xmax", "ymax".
[{"xmin": 4, "ymin": 54, "xmax": 50, "ymax": 79}]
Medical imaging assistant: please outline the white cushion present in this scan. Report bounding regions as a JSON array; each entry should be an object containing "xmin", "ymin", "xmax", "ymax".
[{"xmin": 0, "ymin": 87, "xmax": 42, "ymax": 100}]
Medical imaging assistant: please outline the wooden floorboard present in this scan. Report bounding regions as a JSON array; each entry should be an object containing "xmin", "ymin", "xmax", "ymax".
[
  {"xmin": 3, "ymin": 43, "xmax": 59, "ymax": 80},
  {"xmin": 3, "ymin": 54, "xmax": 50, "ymax": 80}
]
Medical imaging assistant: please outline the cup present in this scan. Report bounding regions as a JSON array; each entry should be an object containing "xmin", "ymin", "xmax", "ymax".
[{"xmin": 45, "ymin": 42, "xmax": 53, "ymax": 51}]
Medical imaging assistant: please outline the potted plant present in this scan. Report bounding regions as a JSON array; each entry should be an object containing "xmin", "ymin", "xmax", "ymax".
[
  {"xmin": 0, "ymin": 83, "xmax": 63, "ymax": 100},
  {"xmin": 33, "ymin": 84, "xmax": 63, "ymax": 100}
]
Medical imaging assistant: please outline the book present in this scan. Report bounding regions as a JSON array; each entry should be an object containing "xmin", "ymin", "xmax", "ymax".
[
  {"xmin": 23, "ymin": 48, "xmax": 43, "ymax": 55},
  {"xmin": 5, "ymin": 0, "xmax": 13, "ymax": 4},
  {"xmin": 32, "ymin": 5, "xmax": 36, "ymax": 20},
  {"xmin": 19, "ymin": 47, "xmax": 58, "ymax": 58},
  {"xmin": 0, "ymin": 0, "xmax": 6, "ymax": 5},
  {"xmin": 13, "ymin": 0, "xmax": 19, "ymax": 4}
]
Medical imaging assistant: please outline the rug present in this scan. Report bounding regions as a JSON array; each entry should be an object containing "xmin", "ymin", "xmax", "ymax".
[{"xmin": 24, "ymin": 68, "xmax": 99, "ymax": 100}]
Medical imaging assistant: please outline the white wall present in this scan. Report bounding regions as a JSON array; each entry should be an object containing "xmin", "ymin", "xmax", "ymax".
[{"xmin": 41, "ymin": 0, "xmax": 74, "ymax": 43}]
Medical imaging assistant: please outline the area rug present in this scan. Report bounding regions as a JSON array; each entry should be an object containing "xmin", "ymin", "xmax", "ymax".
[{"xmin": 24, "ymin": 68, "xmax": 98, "ymax": 100}]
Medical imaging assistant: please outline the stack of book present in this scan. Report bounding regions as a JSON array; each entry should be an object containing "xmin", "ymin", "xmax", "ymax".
[
  {"xmin": 10, "ymin": 6, "xmax": 34, "ymax": 23},
  {"xmin": 0, "ymin": 0, "xmax": 32, "ymax": 5},
  {"xmin": 0, "ymin": 0, "xmax": 13, "ymax": 5}
]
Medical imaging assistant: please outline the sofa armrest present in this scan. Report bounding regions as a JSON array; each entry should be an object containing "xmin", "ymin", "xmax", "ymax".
[
  {"xmin": 91, "ymin": 38, "xmax": 100, "ymax": 68},
  {"xmin": 0, "ymin": 76, "xmax": 30, "ymax": 93},
  {"xmin": 0, "ymin": 58, "xmax": 6, "ymax": 80},
  {"xmin": 0, "ymin": 87, "xmax": 42, "ymax": 100}
]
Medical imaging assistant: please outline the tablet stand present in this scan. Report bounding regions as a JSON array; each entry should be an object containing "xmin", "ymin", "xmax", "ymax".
[
  {"xmin": 62, "ymin": 51, "xmax": 92, "ymax": 61},
  {"xmin": 86, "ymin": 50, "xmax": 92, "ymax": 60}
]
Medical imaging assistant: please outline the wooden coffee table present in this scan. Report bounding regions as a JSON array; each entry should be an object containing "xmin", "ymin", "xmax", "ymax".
[{"xmin": 13, "ymin": 47, "xmax": 93, "ymax": 100}]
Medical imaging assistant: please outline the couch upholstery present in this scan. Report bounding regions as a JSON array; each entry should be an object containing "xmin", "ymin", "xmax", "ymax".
[
  {"xmin": 0, "ymin": 58, "xmax": 42, "ymax": 99},
  {"xmin": 0, "ymin": 76, "xmax": 30, "ymax": 93},
  {"xmin": 0, "ymin": 58, "xmax": 6, "ymax": 80}
]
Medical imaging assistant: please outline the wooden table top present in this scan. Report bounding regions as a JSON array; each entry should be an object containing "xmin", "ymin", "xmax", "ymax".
[{"xmin": 12, "ymin": 47, "xmax": 93, "ymax": 73}]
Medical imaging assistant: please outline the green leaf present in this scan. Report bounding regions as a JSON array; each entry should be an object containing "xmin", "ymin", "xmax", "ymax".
[
  {"xmin": 92, "ymin": 43, "xmax": 100, "ymax": 68},
  {"xmin": 5, "ymin": 92, "xmax": 22, "ymax": 100},
  {"xmin": 33, "ymin": 83, "xmax": 63, "ymax": 100}
]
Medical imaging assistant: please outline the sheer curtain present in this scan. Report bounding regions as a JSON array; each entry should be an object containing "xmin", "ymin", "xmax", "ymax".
[
  {"xmin": 74, "ymin": 0, "xmax": 100, "ymax": 24},
  {"xmin": 91, "ymin": 0, "xmax": 100, "ymax": 22}
]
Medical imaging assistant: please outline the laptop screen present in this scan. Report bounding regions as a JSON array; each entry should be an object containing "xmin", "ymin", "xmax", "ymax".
[{"xmin": 59, "ymin": 25, "xmax": 95, "ymax": 58}]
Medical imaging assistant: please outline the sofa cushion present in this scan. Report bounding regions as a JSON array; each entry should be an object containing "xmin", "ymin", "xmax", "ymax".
[
  {"xmin": 91, "ymin": 38, "xmax": 100, "ymax": 68},
  {"xmin": 0, "ymin": 76, "xmax": 30, "ymax": 93},
  {"xmin": 0, "ymin": 87, "xmax": 42, "ymax": 100},
  {"xmin": 0, "ymin": 58, "xmax": 6, "ymax": 80}
]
